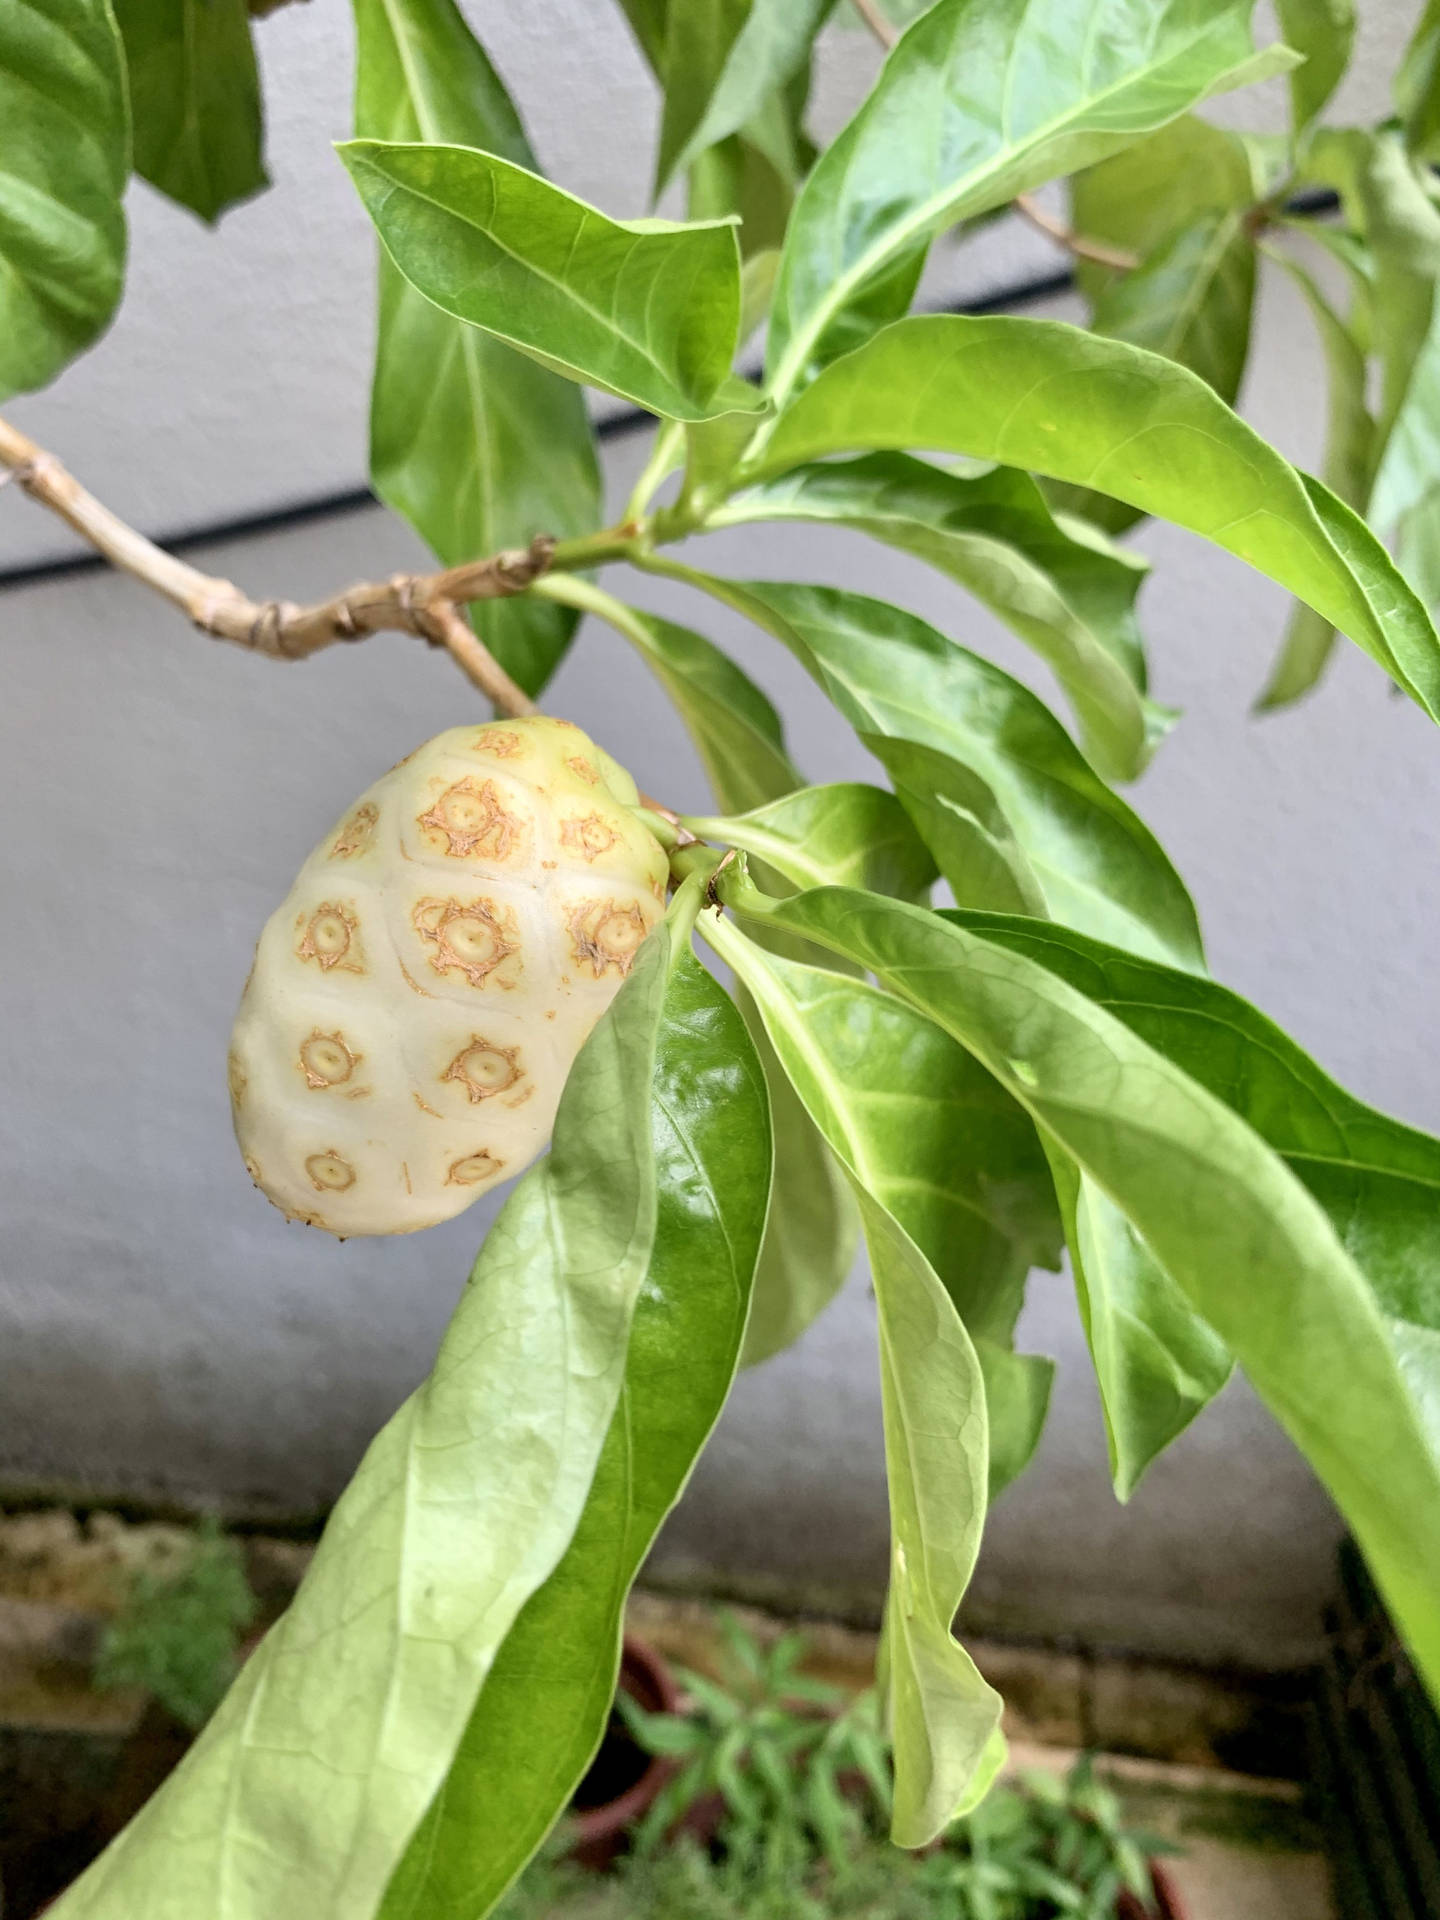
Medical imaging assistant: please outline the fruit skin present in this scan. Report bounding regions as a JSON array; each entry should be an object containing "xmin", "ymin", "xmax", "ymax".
[{"xmin": 229, "ymin": 718, "xmax": 669, "ymax": 1237}]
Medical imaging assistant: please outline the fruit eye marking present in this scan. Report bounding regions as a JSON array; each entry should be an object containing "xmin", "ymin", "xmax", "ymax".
[
  {"xmin": 413, "ymin": 896, "xmax": 518, "ymax": 986},
  {"xmin": 299, "ymin": 1030, "xmax": 358, "ymax": 1089},
  {"xmin": 561, "ymin": 812, "xmax": 621, "ymax": 862},
  {"xmin": 473, "ymin": 728, "xmax": 522, "ymax": 757},
  {"xmin": 566, "ymin": 754, "xmax": 599, "ymax": 784},
  {"xmin": 418, "ymin": 778, "xmax": 524, "ymax": 861},
  {"xmin": 569, "ymin": 899, "xmax": 651, "ymax": 977},
  {"xmin": 330, "ymin": 803, "xmax": 378, "ymax": 858},
  {"xmin": 305, "ymin": 1151, "xmax": 356, "ymax": 1192},
  {"xmin": 444, "ymin": 1037, "xmax": 523, "ymax": 1102},
  {"xmin": 447, "ymin": 1149, "xmax": 505, "ymax": 1186},
  {"xmin": 297, "ymin": 903, "xmax": 362, "ymax": 972}
]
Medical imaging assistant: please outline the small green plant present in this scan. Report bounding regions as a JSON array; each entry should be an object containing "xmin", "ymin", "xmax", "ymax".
[
  {"xmin": 610, "ymin": 1616, "xmax": 1164, "ymax": 1919},
  {"xmin": 620, "ymin": 1613, "xmax": 892, "ymax": 1880},
  {"xmin": 93, "ymin": 1517, "xmax": 258, "ymax": 1732}
]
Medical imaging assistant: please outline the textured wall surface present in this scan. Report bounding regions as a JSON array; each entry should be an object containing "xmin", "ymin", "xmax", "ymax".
[{"xmin": 0, "ymin": 2, "xmax": 1433, "ymax": 1673}]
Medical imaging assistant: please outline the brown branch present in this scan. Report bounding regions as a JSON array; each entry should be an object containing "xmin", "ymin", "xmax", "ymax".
[
  {"xmin": 851, "ymin": 0, "xmax": 898, "ymax": 48},
  {"xmin": 1012, "ymin": 193, "xmax": 1138, "ymax": 272},
  {"xmin": 0, "ymin": 415, "xmax": 548, "ymax": 716}
]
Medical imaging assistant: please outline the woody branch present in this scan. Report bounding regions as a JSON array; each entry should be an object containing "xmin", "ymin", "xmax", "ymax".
[{"xmin": 0, "ymin": 414, "xmax": 544, "ymax": 717}]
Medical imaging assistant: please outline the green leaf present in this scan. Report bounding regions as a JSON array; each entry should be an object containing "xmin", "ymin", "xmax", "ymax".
[
  {"xmin": 114, "ymin": 0, "xmax": 264, "ymax": 223},
  {"xmin": 658, "ymin": 569, "xmax": 1202, "ymax": 969},
  {"xmin": 1070, "ymin": 114, "xmax": 1258, "ymax": 305},
  {"xmin": 536, "ymin": 574, "xmax": 855, "ymax": 1372},
  {"xmin": 536, "ymin": 575, "xmax": 800, "ymax": 813},
  {"xmin": 753, "ymin": 314, "xmax": 1440, "ymax": 723},
  {"xmin": 764, "ymin": 0, "xmax": 1290, "ymax": 401},
  {"xmin": 1258, "ymin": 248, "xmax": 1376, "ymax": 708},
  {"xmin": 338, "ymin": 140, "xmax": 751, "ymax": 420},
  {"xmin": 50, "ymin": 919, "xmax": 686, "ymax": 1918},
  {"xmin": 1396, "ymin": 0, "xmax": 1440, "ymax": 162},
  {"xmin": 738, "ymin": 993, "xmax": 858, "ymax": 1369},
  {"xmin": 614, "ymin": 0, "xmax": 668, "ymax": 70},
  {"xmin": 1092, "ymin": 212, "xmax": 1256, "ymax": 406},
  {"xmin": 722, "ymin": 878, "xmax": 1440, "ymax": 1706},
  {"xmin": 713, "ymin": 452, "xmax": 1168, "ymax": 782},
  {"xmin": 380, "ymin": 946, "xmax": 770, "ymax": 1918},
  {"xmin": 1043, "ymin": 1146, "xmax": 1231, "ymax": 1500},
  {"xmin": 865, "ymin": 733, "xmax": 1048, "ymax": 921},
  {"xmin": 0, "ymin": 0, "xmax": 129, "ymax": 400},
  {"xmin": 944, "ymin": 909, "xmax": 1440, "ymax": 1453},
  {"xmin": 656, "ymin": 0, "xmax": 832, "ymax": 196},
  {"xmin": 352, "ymin": 0, "xmax": 601, "ymax": 698},
  {"xmin": 703, "ymin": 920, "xmax": 1026, "ymax": 1841},
  {"xmin": 684, "ymin": 783, "xmax": 937, "ymax": 899},
  {"xmin": 1275, "ymin": 0, "xmax": 1355, "ymax": 136}
]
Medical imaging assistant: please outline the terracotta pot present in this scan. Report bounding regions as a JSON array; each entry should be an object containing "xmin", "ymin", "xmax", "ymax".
[{"xmin": 567, "ymin": 1634, "xmax": 680, "ymax": 1871}]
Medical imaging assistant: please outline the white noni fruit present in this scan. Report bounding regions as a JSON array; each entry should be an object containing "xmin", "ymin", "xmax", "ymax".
[{"xmin": 228, "ymin": 716, "xmax": 669, "ymax": 1236}]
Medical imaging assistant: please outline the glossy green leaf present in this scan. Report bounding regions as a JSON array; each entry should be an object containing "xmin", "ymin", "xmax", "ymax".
[
  {"xmin": 1396, "ymin": 485, "xmax": 1440, "ymax": 625},
  {"xmin": 657, "ymin": 0, "xmax": 831, "ymax": 195},
  {"xmin": 380, "ymin": 947, "xmax": 771, "ymax": 1918},
  {"xmin": 338, "ymin": 140, "xmax": 751, "ymax": 420},
  {"xmin": 713, "ymin": 452, "xmax": 1167, "ymax": 781},
  {"xmin": 0, "ymin": 0, "xmax": 129, "ymax": 400},
  {"xmin": 535, "ymin": 574, "xmax": 858, "ymax": 1372},
  {"xmin": 764, "ymin": 0, "xmax": 1289, "ymax": 401},
  {"xmin": 864, "ymin": 734, "xmax": 1047, "ymax": 921},
  {"xmin": 50, "ymin": 920, "xmax": 685, "ymax": 1919},
  {"xmin": 1396, "ymin": 0, "xmax": 1440, "ymax": 162},
  {"xmin": 721, "ymin": 878, "xmax": 1440, "ymax": 1703},
  {"xmin": 352, "ymin": 0, "xmax": 601, "ymax": 698},
  {"xmin": 684, "ymin": 783, "xmax": 936, "ymax": 899},
  {"xmin": 657, "ymin": 569, "xmax": 1202, "ymax": 968},
  {"xmin": 614, "ymin": 0, "xmax": 668, "ymax": 70},
  {"xmin": 753, "ymin": 314, "xmax": 1440, "ymax": 722},
  {"xmin": 1275, "ymin": 0, "xmax": 1355, "ymax": 136},
  {"xmin": 707, "ymin": 917, "xmax": 1056, "ymax": 1838},
  {"xmin": 946, "ymin": 909, "xmax": 1440, "ymax": 1449},
  {"xmin": 1305, "ymin": 129, "xmax": 1440, "ymax": 460},
  {"xmin": 1091, "ymin": 212, "xmax": 1255, "ymax": 407},
  {"xmin": 114, "ymin": 0, "xmax": 264, "ymax": 222},
  {"xmin": 738, "ymin": 996, "xmax": 858, "ymax": 1369},
  {"xmin": 1259, "ymin": 248, "xmax": 1375, "ymax": 708},
  {"xmin": 1044, "ymin": 1146, "xmax": 1231, "ymax": 1500},
  {"xmin": 536, "ymin": 575, "xmax": 799, "ymax": 813},
  {"xmin": 1070, "ymin": 114, "xmax": 1257, "ymax": 305}
]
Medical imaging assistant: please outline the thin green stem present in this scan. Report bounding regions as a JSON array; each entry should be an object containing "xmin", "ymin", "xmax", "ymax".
[
  {"xmin": 624, "ymin": 419, "xmax": 686, "ymax": 522},
  {"xmin": 545, "ymin": 525, "xmax": 647, "ymax": 572}
]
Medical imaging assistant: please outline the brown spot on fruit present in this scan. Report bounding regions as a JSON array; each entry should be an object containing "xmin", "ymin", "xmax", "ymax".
[
  {"xmin": 227, "ymin": 1051, "xmax": 248, "ymax": 1108},
  {"xmin": 569, "ymin": 899, "xmax": 651, "ymax": 977},
  {"xmin": 566, "ymin": 754, "xmax": 599, "ymax": 785},
  {"xmin": 331, "ymin": 803, "xmax": 378, "ymax": 858},
  {"xmin": 561, "ymin": 812, "xmax": 621, "ymax": 862},
  {"xmin": 412, "ymin": 1092, "xmax": 443, "ymax": 1118},
  {"xmin": 414, "ymin": 896, "xmax": 518, "ymax": 987},
  {"xmin": 444, "ymin": 1037, "xmax": 522, "ymax": 1103},
  {"xmin": 417, "ymin": 778, "xmax": 524, "ymax": 862},
  {"xmin": 398, "ymin": 958, "xmax": 435, "ymax": 999},
  {"xmin": 297, "ymin": 903, "xmax": 361, "ymax": 973},
  {"xmin": 305, "ymin": 1151, "xmax": 356, "ymax": 1192},
  {"xmin": 299, "ymin": 1030, "xmax": 358, "ymax": 1089},
  {"xmin": 448, "ymin": 1149, "xmax": 504, "ymax": 1186},
  {"xmin": 474, "ymin": 729, "xmax": 522, "ymax": 757}
]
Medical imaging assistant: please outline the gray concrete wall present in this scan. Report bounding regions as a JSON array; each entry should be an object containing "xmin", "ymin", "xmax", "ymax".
[{"xmin": 1, "ymin": 1, "xmax": 1434, "ymax": 1673}]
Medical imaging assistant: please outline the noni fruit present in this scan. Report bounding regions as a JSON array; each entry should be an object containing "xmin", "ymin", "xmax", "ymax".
[{"xmin": 229, "ymin": 717, "xmax": 669, "ymax": 1236}]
